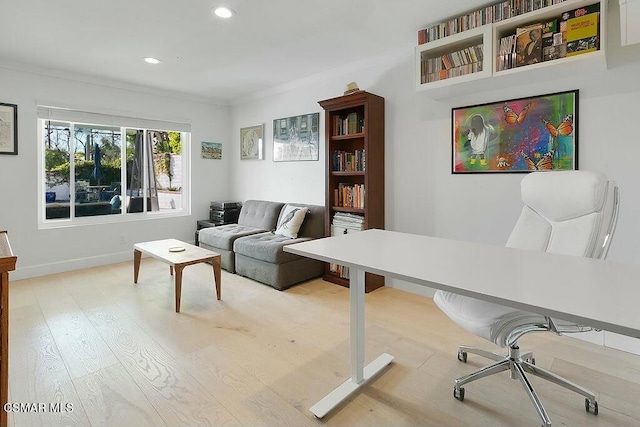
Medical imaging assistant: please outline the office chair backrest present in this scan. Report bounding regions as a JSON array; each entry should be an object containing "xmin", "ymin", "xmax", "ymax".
[{"xmin": 506, "ymin": 171, "xmax": 618, "ymax": 260}]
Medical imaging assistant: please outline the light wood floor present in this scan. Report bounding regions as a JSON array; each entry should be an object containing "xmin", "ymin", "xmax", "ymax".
[{"xmin": 7, "ymin": 259, "xmax": 640, "ymax": 426}]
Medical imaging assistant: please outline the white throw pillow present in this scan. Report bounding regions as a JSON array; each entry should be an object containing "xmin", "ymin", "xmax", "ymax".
[{"xmin": 274, "ymin": 205, "xmax": 309, "ymax": 238}]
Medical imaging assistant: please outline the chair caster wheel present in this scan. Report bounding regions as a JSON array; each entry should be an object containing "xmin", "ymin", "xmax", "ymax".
[
  {"xmin": 457, "ymin": 350, "xmax": 467, "ymax": 363},
  {"xmin": 453, "ymin": 386, "xmax": 465, "ymax": 401},
  {"xmin": 585, "ymin": 398, "xmax": 598, "ymax": 415}
]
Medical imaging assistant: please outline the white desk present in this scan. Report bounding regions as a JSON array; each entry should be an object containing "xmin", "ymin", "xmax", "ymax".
[{"xmin": 284, "ymin": 229, "xmax": 640, "ymax": 418}]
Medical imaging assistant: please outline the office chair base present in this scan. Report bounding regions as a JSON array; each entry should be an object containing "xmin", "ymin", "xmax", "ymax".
[{"xmin": 453, "ymin": 345, "xmax": 598, "ymax": 427}]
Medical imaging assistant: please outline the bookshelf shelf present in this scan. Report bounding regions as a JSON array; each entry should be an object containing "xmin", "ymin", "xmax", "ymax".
[
  {"xmin": 331, "ymin": 133, "xmax": 365, "ymax": 141},
  {"xmin": 331, "ymin": 206, "xmax": 366, "ymax": 214},
  {"xmin": 331, "ymin": 171, "xmax": 366, "ymax": 177},
  {"xmin": 415, "ymin": 25, "xmax": 493, "ymax": 91},
  {"xmin": 415, "ymin": 0, "xmax": 607, "ymax": 99},
  {"xmin": 319, "ymin": 91, "xmax": 385, "ymax": 293}
]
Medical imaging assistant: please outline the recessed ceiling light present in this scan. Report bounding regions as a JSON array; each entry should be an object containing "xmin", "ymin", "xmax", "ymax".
[
  {"xmin": 212, "ymin": 6, "xmax": 235, "ymax": 19},
  {"xmin": 144, "ymin": 57, "xmax": 161, "ymax": 64}
]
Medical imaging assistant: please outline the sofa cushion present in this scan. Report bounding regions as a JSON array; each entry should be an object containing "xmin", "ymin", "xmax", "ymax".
[
  {"xmin": 274, "ymin": 204, "xmax": 309, "ymax": 238},
  {"xmin": 234, "ymin": 232, "xmax": 313, "ymax": 264},
  {"xmin": 238, "ymin": 200, "xmax": 284, "ymax": 229},
  {"xmin": 199, "ymin": 224, "xmax": 267, "ymax": 251}
]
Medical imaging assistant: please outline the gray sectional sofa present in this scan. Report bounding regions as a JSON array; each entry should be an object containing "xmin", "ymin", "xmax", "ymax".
[{"xmin": 198, "ymin": 200, "xmax": 325, "ymax": 290}]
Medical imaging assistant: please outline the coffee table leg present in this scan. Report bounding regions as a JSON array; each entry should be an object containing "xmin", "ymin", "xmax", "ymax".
[
  {"xmin": 175, "ymin": 265, "xmax": 183, "ymax": 313},
  {"xmin": 212, "ymin": 257, "xmax": 221, "ymax": 300},
  {"xmin": 133, "ymin": 249, "xmax": 142, "ymax": 283}
]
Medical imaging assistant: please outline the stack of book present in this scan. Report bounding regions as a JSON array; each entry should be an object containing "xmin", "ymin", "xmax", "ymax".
[
  {"xmin": 333, "ymin": 112, "xmax": 363, "ymax": 136},
  {"xmin": 497, "ymin": 34, "xmax": 517, "ymax": 71},
  {"xmin": 421, "ymin": 44, "xmax": 484, "ymax": 83},
  {"xmin": 334, "ymin": 183, "xmax": 365, "ymax": 209},
  {"xmin": 417, "ymin": 0, "xmax": 567, "ymax": 44},
  {"xmin": 332, "ymin": 149, "xmax": 365, "ymax": 171},
  {"xmin": 331, "ymin": 212, "xmax": 365, "ymax": 235},
  {"xmin": 329, "ymin": 212, "xmax": 365, "ymax": 279}
]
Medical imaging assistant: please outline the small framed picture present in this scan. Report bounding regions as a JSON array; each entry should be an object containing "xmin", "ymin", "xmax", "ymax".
[
  {"xmin": 0, "ymin": 103, "xmax": 18, "ymax": 155},
  {"xmin": 240, "ymin": 124, "xmax": 264, "ymax": 160},
  {"xmin": 201, "ymin": 141, "xmax": 222, "ymax": 159}
]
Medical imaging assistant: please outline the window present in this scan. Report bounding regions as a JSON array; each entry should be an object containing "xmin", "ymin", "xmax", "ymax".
[{"xmin": 38, "ymin": 107, "xmax": 190, "ymax": 226}]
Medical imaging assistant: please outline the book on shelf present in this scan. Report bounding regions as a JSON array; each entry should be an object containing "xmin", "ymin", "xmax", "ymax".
[
  {"xmin": 333, "ymin": 112, "xmax": 363, "ymax": 136},
  {"xmin": 332, "ymin": 149, "xmax": 366, "ymax": 172},
  {"xmin": 516, "ymin": 23, "xmax": 543, "ymax": 66},
  {"xmin": 543, "ymin": 38, "xmax": 567, "ymax": 61},
  {"xmin": 417, "ymin": 0, "xmax": 568, "ymax": 45},
  {"xmin": 497, "ymin": 33, "xmax": 517, "ymax": 71},
  {"xmin": 560, "ymin": 2, "xmax": 600, "ymax": 23},
  {"xmin": 565, "ymin": 10, "xmax": 599, "ymax": 57},
  {"xmin": 421, "ymin": 44, "xmax": 483, "ymax": 83},
  {"xmin": 332, "ymin": 212, "xmax": 365, "ymax": 230},
  {"xmin": 541, "ymin": 19, "xmax": 564, "ymax": 61},
  {"xmin": 328, "ymin": 263, "xmax": 350, "ymax": 279},
  {"xmin": 559, "ymin": 2, "xmax": 600, "ymax": 42},
  {"xmin": 334, "ymin": 183, "xmax": 365, "ymax": 209}
]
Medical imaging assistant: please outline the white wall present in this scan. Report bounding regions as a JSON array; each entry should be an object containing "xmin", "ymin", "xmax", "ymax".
[
  {"xmin": 229, "ymin": 6, "xmax": 640, "ymax": 292},
  {"xmin": 0, "ymin": 66, "xmax": 232, "ymax": 279}
]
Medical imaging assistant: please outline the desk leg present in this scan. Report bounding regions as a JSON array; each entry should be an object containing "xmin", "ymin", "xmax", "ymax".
[
  {"xmin": 212, "ymin": 257, "xmax": 221, "ymax": 300},
  {"xmin": 133, "ymin": 249, "xmax": 142, "ymax": 283},
  {"xmin": 309, "ymin": 268, "xmax": 394, "ymax": 418},
  {"xmin": 351, "ymin": 268, "xmax": 365, "ymax": 382}
]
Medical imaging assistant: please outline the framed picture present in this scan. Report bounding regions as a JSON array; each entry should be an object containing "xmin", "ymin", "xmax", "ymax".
[
  {"xmin": 240, "ymin": 124, "xmax": 264, "ymax": 160},
  {"xmin": 273, "ymin": 112, "xmax": 319, "ymax": 162},
  {"xmin": 201, "ymin": 141, "xmax": 222, "ymax": 159},
  {"xmin": 0, "ymin": 103, "xmax": 18, "ymax": 155},
  {"xmin": 452, "ymin": 90, "xmax": 578, "ymax": 173}
]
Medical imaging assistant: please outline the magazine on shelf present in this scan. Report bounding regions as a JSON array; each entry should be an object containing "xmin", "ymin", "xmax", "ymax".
[
  {"xmin": 516, "ymin": 23, "xmax": 543, "ymax": 67},
  {"xmin": 541, "ymin": 19, "xmax": 563, "ymax": 61},
  {"xmin": 565, "ymin": 11, "xmax": 599, "ymax": 57}
]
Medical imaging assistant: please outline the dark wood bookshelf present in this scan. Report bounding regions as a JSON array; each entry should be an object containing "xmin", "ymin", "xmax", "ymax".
[{"xmin": 319, "ymin": 91, "xmax": 385, "ymax": 293}]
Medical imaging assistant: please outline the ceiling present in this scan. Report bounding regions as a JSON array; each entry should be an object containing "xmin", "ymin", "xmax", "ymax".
[{"xmin": 1, "ymin": 0, "xmax": 490, "ymax": 103}]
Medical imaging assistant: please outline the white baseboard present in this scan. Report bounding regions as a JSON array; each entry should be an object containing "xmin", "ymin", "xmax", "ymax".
[
  {"xmin": 11, "ymin": 251, "xmax": 132, "ymax": 281},
  {"xmin": 604, "ymin": 332, "xmax": 640, "ymax": 355}
]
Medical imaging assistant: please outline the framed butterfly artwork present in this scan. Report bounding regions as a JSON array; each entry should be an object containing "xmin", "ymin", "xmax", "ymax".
[{"xmin": 451, "ymin": 90, "xmax": 578, "ymax": 174}]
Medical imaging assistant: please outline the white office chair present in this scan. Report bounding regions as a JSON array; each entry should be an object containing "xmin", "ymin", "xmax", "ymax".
[{"xmin": 434, "ymin": 170, "xmax": 619, "ymax": 427}]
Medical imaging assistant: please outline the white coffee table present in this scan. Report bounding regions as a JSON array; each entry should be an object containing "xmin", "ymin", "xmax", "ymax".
[{"xmin": 133, "ymin": 238, "xmax": 221, "ymax": 312}]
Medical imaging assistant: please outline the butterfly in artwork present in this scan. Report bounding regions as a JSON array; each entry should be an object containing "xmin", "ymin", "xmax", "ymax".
[
  {"xmin": 503, "ymin": 103, "xmax": 531, "ymax": 125},
  {"xmin": 543, "ymin": 114, "xmax": 573, "ymax": 137},
  {"xmin": 522, "ymin": 150, "xmax": 555, "ymax": 171}
]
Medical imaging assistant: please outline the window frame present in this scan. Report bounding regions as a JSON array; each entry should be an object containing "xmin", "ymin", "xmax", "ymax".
[{"xmin": 37, "ymin": 113, "xmax": 191, "ymax": 229}]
